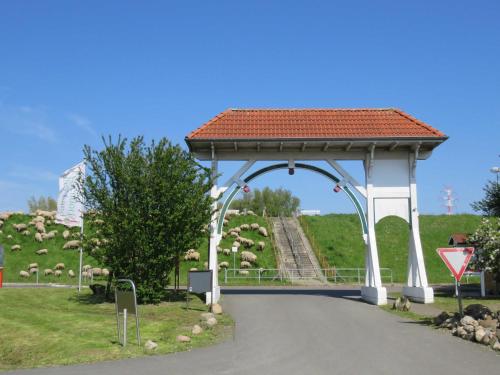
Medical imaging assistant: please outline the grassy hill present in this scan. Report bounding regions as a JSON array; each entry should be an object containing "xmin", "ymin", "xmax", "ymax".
[
  {"xmin": 1, "ymin": 212, "xmax": 277, "ymax": 286},
  {"xmin": 299, "ymin": 214, "xmax": 482, "ymax": 283},
  {"xmin": 0, "ymin": 213, "xmax": 100, "ymax": 284}
]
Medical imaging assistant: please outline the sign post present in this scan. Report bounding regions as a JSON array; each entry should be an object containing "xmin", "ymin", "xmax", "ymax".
[
  {"xmin": 437, "ymin": 247, "xmax": 475, "ymax": 317},
  {"xmin": 232, "ymin": 246, "xmax": 238, "ymax": 276},
  {"xmin": 115, "ymin": 279, "xmax": 140, "ymax": 347},
  {"xmin": 55, "ymin": 162, "xmax": 86, "ymax": 293},
  {"xmin": 0, "ymin": 244, "xmax": 4, "ymax": 288}
]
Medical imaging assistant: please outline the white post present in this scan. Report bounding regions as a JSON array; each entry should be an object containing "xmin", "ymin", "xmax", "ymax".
[
  {"xmin": 403, "ymin": 151, "xmax": 434, "ymax": 303},
  {"xmin": 78, "ymin": 222, "xmax": 84, "ymax": 293},
  {"xmin": 207, "ymin": 155, "xmax": 220, "ymax": 304},
  {"xmin": 123, "ymin": 308, "xmax": 127, "ymax": 347}
]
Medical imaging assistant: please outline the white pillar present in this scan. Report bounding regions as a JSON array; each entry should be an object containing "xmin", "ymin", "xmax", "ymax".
[
  {"xmin": 206, "ymin": 158, "xmax": 221, "ymax": 304},
  {"xmin": 361, "ymin": 155, "xmax": 387, "ymax": 305},
  {"xmin": 403, "ymin": 152, "xmax": 434, "ymax": 303}
]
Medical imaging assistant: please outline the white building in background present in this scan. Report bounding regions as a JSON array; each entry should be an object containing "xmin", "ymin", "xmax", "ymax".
[{"xmin": 300, "ymin": 209, "xmax": 321, "ymax": 216}]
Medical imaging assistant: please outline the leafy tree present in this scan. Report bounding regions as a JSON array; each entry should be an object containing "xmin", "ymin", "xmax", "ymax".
[
  {"xmin": 27, "ymin": 195, "xmax": 57, "ymax": 212},
  {"xmin": 82, "ymin": 136, "xmax": 213, "ymax": 303},
  {"xmin": 469, "ymin": 218, "xmax": 500, "ymax": 281},
  {"xmin": 471, "ymin": 181, "xmax": 500, "ymax": 217},
  {"xmin": 232, "ymin": 187, "xmax": 300, "ymax": 217}
]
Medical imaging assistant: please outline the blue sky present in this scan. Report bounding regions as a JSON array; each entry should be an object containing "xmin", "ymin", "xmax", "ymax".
[{"xmin": 0, "ymin": 1, "xmax": 499, "ymax": 214}]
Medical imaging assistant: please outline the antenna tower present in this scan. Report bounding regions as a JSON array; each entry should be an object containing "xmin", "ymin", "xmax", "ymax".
[{"xmin": 442, "ymin": 186, "xmax": 457, "ymax": 215}]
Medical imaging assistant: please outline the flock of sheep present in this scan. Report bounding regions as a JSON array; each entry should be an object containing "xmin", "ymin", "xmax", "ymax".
[
  {"xmin": 0, "ymin": 210, "xmax": 109, "ymax": 281},
  {"xmin": 184, "ymin": 211, "xmax": 269, "ymax": 274}
]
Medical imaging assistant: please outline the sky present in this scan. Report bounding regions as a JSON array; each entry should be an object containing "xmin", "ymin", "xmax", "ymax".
[{"xmin": 0, "ymin": 0, "xmax": 499, "ymax": 215}]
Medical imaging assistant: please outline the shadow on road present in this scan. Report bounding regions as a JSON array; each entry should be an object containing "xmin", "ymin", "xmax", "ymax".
[{"xmin": 221, "ymin": 287, "xmax": 362, "ymax": 302}]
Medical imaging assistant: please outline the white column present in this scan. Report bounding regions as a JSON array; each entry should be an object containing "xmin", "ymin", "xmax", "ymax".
[
  {"xmin": 206, "ymin": 158, "xmax": 221, "ymax": 304},
  {"xmin": 402, "ymin": 152, "xmax": 434, "ymax": 303},
  {"xmin": 361, "ymin": 155, "xmax": 387, "ymax": 305}
]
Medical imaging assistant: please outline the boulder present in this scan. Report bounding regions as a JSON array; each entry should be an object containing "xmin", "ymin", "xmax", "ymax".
[
  {"xmin": 192, "ymin": 325, "xmax": 203, "ymax": 335},
  {"xmin": 212, "ymin": 303, "xmax": 223, "ymax": 314},
  {"xmin": 493, "ymin": 340, "xmax": 500, "ymax": 351},
  {"xmin": 461, "ymin": 315, "xmax": 477, "ymax": 327},
  {"xmin": 206, "ymin": 317, "xmax": 217, "ymax": 327},
  {"xmin": 478, "ymin": 317, "xmax": 497, "ymax": 329},
  {"xmin": 144, "ymin": 340, "xmax": 158, "ymax": 350},
  {"xmin": 474, "ymin": 326, "xmax": 486, "ymax": 342},
  {"xmin": 200, "ymin": 312, "xmax": 215, "ymax": 321},
  {"xmin": 11, "ymin": 244, "xmax": 21, "ymax": 251},
  {"xmin": 176, "ymin": 335, "xmax": 191, "ymax": 343},
  {"xmin": 463, "ymin": 304, "xmax": 493, "ymax": 320}
]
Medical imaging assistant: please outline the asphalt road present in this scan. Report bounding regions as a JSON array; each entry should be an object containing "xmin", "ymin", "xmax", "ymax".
[{"xmin": 8, "ymin": 287, "xmax": 499, "ymax": 374}]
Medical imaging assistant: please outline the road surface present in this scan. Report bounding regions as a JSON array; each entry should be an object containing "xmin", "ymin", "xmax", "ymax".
[{"xmin": 8, "ymin": 287, "xmax": 499, "ymax": 374}]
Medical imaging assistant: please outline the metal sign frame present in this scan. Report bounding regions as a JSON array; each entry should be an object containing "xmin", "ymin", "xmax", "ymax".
[
  {"xmin": 115, "ymin": 279, "xmax": 141, "ymax": 347},
  {"xmin": 187, "ymin": 270, "xmax": 213, "ymax": 309}
]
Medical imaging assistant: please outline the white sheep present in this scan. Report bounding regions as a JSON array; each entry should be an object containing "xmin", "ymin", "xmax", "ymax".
[
  {"xmin": 19, "ymin": 270, "xmax": 30, "ymax": 278},
  {"xmin": 82, "ymin": 271, "xmax": 89, "ymax": 279},
  {"xmin": 250, "ymin": 223, "xmax": 260, "ymax": 230},
  {"xmin": 216, "ymin": 246, "xmax": 222, "ymax": 253},
  {"xmin": 63, "ymin": 240, "xmax": 80, "ymax": 249},
  {"xmin": 102, "ymin": 268, "xmax": 110, "ymax": 277},
  {"xmin": 219, "ymin": 261, "xmax": 229, "ymax": 268},
  {"xmin": 55, "ymin": 263, "xmax": 65, "ymax": 270},
  {"xmin": 240, "ymin": 261, "xmax": 251, "ymax": 269},
  {"xmin": 91, "ymin": 267, "xmax": 102, "ymax": 276},
  {"xmin": 240, "ymin": 251, "xmax": 257, "ymax": 263},
  {"xmin": 239, "ymin": 270, "xmax": 249, "ymax": 275},
  {"xmin": 29, "ymin": 268, "xmax": 38, "ymax": 274},
  {"xmin": 44, "ymin": 269, "xmax": 53, "ymax": 276},
  {"xmin": 35, "ymin": 232, "xmax": 43, "ymax": 242},
  {"xmin": 184, "ymin": 249, "xmax": 200, "ymax": 261},
  {"xmin": 257, "ymin": 241, "xmax": 266, "ymax": 251},
  {"xmin": 223, "ymin": 248, "xmax": 231, "ymax": 256},
  {"xmin": 35, "ymin": 221, "xmax": 45, "ymax": 233},
  {"xmin": 54, "ymin": 270, "xmax": 62, "ymax": 277},
  {"xmin": 240, "ymin": 224, "xmax": 250, "ymax": 231},
  {"xmin": 28, "ymin": 263, "xmax": 39, "ymax": 269},
  {"xmin": 11, "ymin": 244, "xmax": 21, "ymax": 251},
  {"xmin": 230, "ymin": 227, "xmax": 241, "ymax": 233},
  {"xmin": 232, "ymin": 241, "xmax": 241, "ymax": 249},
  {"xmin": 62, "ymin": 230, "xmax": 70, "ymax": 239},
  {"xmin": 82, "ymin": 265, "xmax": 92, "ymax": 271},
  {"xmin": 13, "ymin": 223, "xmax": 28, "ymax": 232},
  {"xmin": 36, "ymin": 249, "xmax": 48, "ymax": 255},
  {"xmin": 258, "ymin": 227, "xmax": 268, "ymax": 237},
  {"xmin": 68, "ymin": 270, "xmax": 76, "ymax": 278},
  {"xmin": 22, "ymin": 230, "xmax": 31, "ymax": 236}
]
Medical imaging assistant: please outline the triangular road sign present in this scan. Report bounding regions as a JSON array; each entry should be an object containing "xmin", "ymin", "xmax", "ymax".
[{"xmin": 436, "ymin": 247, "xmax": 475, "ymax": 282}]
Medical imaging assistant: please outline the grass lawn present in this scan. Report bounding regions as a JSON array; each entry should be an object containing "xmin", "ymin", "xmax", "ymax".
[
  {"xmin": 0, "ymin": 288, "xmax": 233, "ymax": 371},
  {"xmin": 300, "ymin": 214, "xmax": 482, "ymax": 283}
]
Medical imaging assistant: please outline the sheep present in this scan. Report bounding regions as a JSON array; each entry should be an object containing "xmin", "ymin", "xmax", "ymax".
[
  {"xmin": 7, "ymin": 234, "xmax": 12, "ymax": 239},
  {"xmin": 222, "ymin": 231, "xmax": 227, "ymax": 239},
  {"xmin": 216, "ymin": 246, "xmax": 222, "ymax": 253},
  {"xmin": 230, "ymin": 232, "xmax": 239, "ymax": 238},
  {"xmin": 90, "ymin": 238, "xmax": 101, "ymax": 246},
  {"xmin": 91, "ymin": 267, "xmax": 102, "ymax": 276},
  {"xmin": 230, "ymin": 227, "xmax": 241, "ymax": 234},
  {"xmin": 239, "ymin": 270, "xmax": 249, "ymax": 275},
  {"xmin": 240, "ymin": 261, "xmax": 252, "ymax": 269},
  {"xmin": 28, "ymin": 263, "xmax": 38, "ymax": 269},
  {"xmin": 35, "ymin": 232, "xmax": 43, "ymax": 242},
  {"xmin": 32, "ymin": 215, "xmax": 45, "ymax": 224},
  {"xmin": 250, "ymin": 223, "xmax": 260, "ymax": 230},
  {"xmin": 258, "ymin": 227, "xmax": 268, "ymax": 237},
  {"xmin": 82, "ymin": 271, "xmax": 89, "ymax": 279},
  {"xmin": 232, "ymin": 241, "xmax": 241, "ymax": 249},
  {"xmin": 219, "ymin": 261, "xmax": 229, "ymax": 268},
  {"xmin": 0, "ymin": 212, "xmax": 13, "ymax": 221},
  {"xmin": 54, "ymin": 270, "xmax": 62, "ymax": 277},
  {"xmin": 62, "ymin": 230, "xmax": 70, "ymax": 239},
  {"xmin": 19, "ymin": 270, "xmax": 30, "ymax": 278},
  {"xmin": 63, "ymin": 240, "xmax": 81, "ymax": 249},
  {"xmin": 35, "ymin": 210, "xmax": 56, "ymax": 219},
  {"xmin": 239, "ymin": 237, "xmax": 254, "ymax": 248},
  {"xmin": 223, "ymin": 248, "xmax": 231, "ymax": 256},
  {"xmin": 13, "ymin": 223, "xmax": 28, "ymax": 232},
  {"xmin": 101, "ymin": 268, "xmax": 110, "ymax": 277},
  {"xmin": 55, "ymin": 263, "xmax": 65, "ymax": 270},
  {"xmin": 257, "ymin": 241, "xmax": 266, "ymax": 251},
  {"xmin": 223, "ymin": 219, "xmax": 229, "ymax": 226},
  {"xmin": 22, "ymin": 230, "xmax": 31, "ymax": 236},
  {"xmin": 240, "ymin": 251, "xmax": 257, "ymax": 263},
  {"xmin": 35, "ymin": 221, "xmax": 45, "ymax": 233},
  {"xmin": 44, "ymin": 269, "xmax": 53, "ymax": 276},
  {"xmin": 68, "ymin": 270, "xmax": 76, "ymax": 278},
  {"xmin": 247, "ymin": 210, "xmax": 256, "ymax": 216},
  {"xmin": 240, "ymin": 224, "xmax": 250, "ymax": 231},
  {"xmin": 36, "ymin": 249, "xmax": 48, "ymax": 255},
  {"xmin": 29, "ymin": 268, "xmax": 38, "ymax": 274},
  {"xmin": 93, "ymin": 219, "xmax": 104, "ymax": 225},
  {"xmin": 190, "ymin": 267, "xmax": 198, "ymax": 271},
  {"xmin": 44, "ymin": 232, "xmax": 56, "ymax": 240},
  {"xmin": 203, "ymin": 261, "xmax": 208, "ymax": 269},
  {"xmin": 184, "ymin": 249, "xmax": 200, "ymax": 261},
  {"xmin": 11, "ymin": 244, "xmax": 21, "ymax": 251},
  {"xmin": 82, "ymin": 264, "xmax": 92, "ymax": 271}
]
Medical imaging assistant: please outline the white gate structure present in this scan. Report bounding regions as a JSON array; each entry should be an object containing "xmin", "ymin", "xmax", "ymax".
[{"xmin": 185, "ymin": 108, "xmax": 448, "ymax": 305}]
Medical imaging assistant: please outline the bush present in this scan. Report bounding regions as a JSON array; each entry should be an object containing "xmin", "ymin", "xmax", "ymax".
[
  {"xmin": 82, "ymin": 136, "xmax": 213, "ymax": 303},
  {"xmin": 27, "ymin": 196, "xmax": 57, "ymax": 213},
  {"xmin": 469, "ymin": 218, "xmax": 500, "ymax": 281}
]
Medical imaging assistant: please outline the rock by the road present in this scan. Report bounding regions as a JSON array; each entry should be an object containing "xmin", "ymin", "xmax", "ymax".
[
  {"xmin": 200, "ymin": 312, "xmax": 214, "ymax": 321},
  {"xmin": 212, "ymin": 303, "xmax": 223, "ymax": 314},
  {"xmin": 176, "ymin": 335, "xmax": 191, "ymax": 343},
  {"xmin": 144, "ymin": 340, "xmax": 158, "ymax": 351},
  {"xmin": 192, "ymin": 325, "xmax": 203, "ymax": 335},
  {"xmin": 205, "ymin": 317, "xmax": 217, "ymax": 327}
]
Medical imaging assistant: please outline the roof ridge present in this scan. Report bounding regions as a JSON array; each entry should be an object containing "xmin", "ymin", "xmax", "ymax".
[
  {"xmin": 229, "ymin": 108, "xmax": 395, "ymax": 111},
  {"xmin": 186, "ymin": 109, "xmax": 233, "ymax": 139},
  {"xmin": 392, "ymin": 109, "xmax": 446, "ymax": 137}
]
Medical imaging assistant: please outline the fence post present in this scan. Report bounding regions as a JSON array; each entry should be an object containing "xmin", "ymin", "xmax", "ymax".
[
  {"xmin": 357, "ymin": 268, "xmax": 361, "ymax": 285},
  {"xmin": 224, "ymin": 268, "xmax": 227, "ymax": 284},
  {"xmin": 258, "ymin": 269, "xmax": 261, "ymax": 285}
]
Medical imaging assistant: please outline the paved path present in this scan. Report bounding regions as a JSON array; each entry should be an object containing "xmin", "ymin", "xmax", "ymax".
[{"xmin": 8, "ymin": 287, "xmax": 499, "ymax": 374}]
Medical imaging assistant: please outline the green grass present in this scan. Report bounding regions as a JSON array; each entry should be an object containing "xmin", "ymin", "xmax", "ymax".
[
  {"xmin": 0, "ymin": 288, "xmax": 233, "ymax": 371},
  {"xmin": 177, "ymin": 214, "xmax": 278, "ymax": 285},
  {"xmin": 300, "ymin": 214, "xmax": 483, "ymax": 283},
  {"xmin": 0, "ymin": 214, "xmax": 99, "ymax": 284}
]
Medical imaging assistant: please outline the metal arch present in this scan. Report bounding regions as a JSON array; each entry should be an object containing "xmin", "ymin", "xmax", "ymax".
[{"xmin": 216, "ymin": 163, "xmax": 368, "ymax": 237}]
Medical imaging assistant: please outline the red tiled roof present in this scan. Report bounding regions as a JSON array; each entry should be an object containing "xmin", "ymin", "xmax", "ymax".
[{"xmin": 187, "ymin": 108, "xmax": 446, "ymax": 140}]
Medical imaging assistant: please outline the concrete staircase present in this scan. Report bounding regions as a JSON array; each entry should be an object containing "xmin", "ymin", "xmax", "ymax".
[{"xmin": 270, "ymin": 217, "xmax": 326, "ymax": 283}]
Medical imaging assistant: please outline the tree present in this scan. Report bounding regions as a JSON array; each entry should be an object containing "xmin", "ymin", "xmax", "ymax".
[
  {"xmin": 82, "ymin": 136, "xmax": 213, "ymax": 303},
  {"xmin": 471, "ymin": 180, "xmax": 500, "ymax": 217},
  {"xmin": 27, "ymin": 195, "xmax": 57, "ymax": 212},
  {"xmin": 232, "ymin": 187, "xmax": 300, "ymax": 217},
  {"xmin": 468, "ymin": 218, "xmax": 500, "ymax": 281}
]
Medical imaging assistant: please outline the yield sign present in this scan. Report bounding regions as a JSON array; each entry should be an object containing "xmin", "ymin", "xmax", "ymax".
[{"xmin": 436, "ymin": 247, "xmax": 475, "ymax": 282}]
